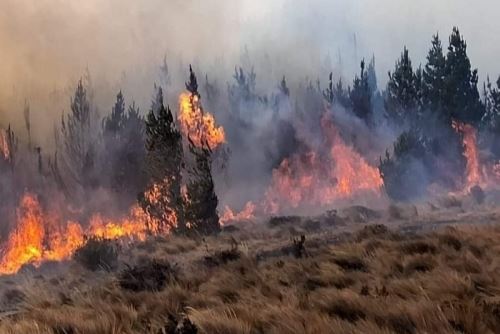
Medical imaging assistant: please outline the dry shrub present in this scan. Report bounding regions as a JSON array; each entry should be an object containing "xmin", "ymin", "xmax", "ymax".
[
  {"xmin": 204, "ymin": 244, "xmax": 241, "ymax": 267},
  {"xmin": 187, "ymin": 307, "xmax": 252, "ymax": 334},
  {"xmin": 355, "ymin": 224, "xmax": 389, "ymax": 241},
  {"xmin": 73, "ymin": 237, "xmax": 118, "ymax": 271},
  {"xmin": 400, "ymin": 240, "xmax": 437, "ymax": 255},
  {"xmin": 333, "ymin": 254, "xmax": 367, "ymax": 272},
  {"xmin": 118, "ymin": 259, "xmax": 178, "ymax": 292}
]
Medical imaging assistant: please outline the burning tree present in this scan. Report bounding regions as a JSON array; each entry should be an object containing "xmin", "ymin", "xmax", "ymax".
[
  {"xmin": 184, "ymin": 138, "xmax": 220, "ymax": 235},
  {"xmin": 140, "ymin": 87, "xmax": 184, "ymax": 233},
  {"xmin": 182, "ymin": 66, "xmax": 220, "ymax": 235}
]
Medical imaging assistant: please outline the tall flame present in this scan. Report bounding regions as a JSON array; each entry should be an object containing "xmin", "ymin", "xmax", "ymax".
[
  {"xmin": 263, "ymin": 113, "xmax": 383, "ymax": 213},
  {"xmin": 452, "ymin": 120, "xmax": 482, "ymax": 189},
  {"xmin": 178, "ymin": 92, "xmax": 225, "ymax": 149}
]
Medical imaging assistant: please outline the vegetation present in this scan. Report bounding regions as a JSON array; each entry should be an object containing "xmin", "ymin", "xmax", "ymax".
[{"xmin": 2, "ymin": 207, "xmax": 500, "ymax": 333}]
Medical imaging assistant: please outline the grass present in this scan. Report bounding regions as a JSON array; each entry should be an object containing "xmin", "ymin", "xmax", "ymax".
[{"xmin": 1, "ymin": 205, "xmax": 500, "ymax": 333}]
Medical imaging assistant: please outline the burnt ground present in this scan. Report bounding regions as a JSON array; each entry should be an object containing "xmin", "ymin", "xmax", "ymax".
[{"xmin": 1, "ymin": 198, "xmax": 500, "ymax": 333}]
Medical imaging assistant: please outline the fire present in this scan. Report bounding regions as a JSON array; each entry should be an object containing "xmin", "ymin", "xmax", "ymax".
[
  {"xmin": 219, "ymin": 201, "xmax": 256, "ymax": 225},
  {"xmin": 0, "ymin": 193, "xmax": 168, "ymax": 275},
  {"xmin": 178, "ymin": 92, "xmax": 225, "ymax": 149},
  {"xmin": 452, "ymin": 120, "xmax": 482, "ymax": 189},
  {"xmin": 263, "ymin": 113, "xmax": 383, "ymax": 213}
]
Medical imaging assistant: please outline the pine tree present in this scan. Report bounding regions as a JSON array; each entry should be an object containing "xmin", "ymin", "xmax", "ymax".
[
  {"xmin": 140, "ymin": 87, "xmax": 184, "ymax": 233},
  {"xmin": 379, "ymin": 130, "xmax": 430, "ymax": 201},
  {"xmin": 183, "ymin": 66, "xmax": 220, "ymax": 235},
  {"xmin": 385, "ymin": 47, "xmax": 420, "ymax": 125},
  {"xmin": 61, "ymin": 80, "xmax": 96, "ymax": 189},
  {"xmin": 422, "ymin": 34, "xmax": 446, "ymax": 116},
  {"xmin": 102, "ymin": 92, "xmax": 146, "ymax": 202},
  {"xmin": 483, "ymin": 76, "xmax": 500, "ymax": 158},
  {"xmin": 367, "ymin": 55, "xmax": 378, "ymax": 93},
  {"xmin": 349, "ymin": 60, "xmax": 373, "ymax": 121},
  {"xmin": 443, "ymin": 27, "xmax": 484, "ymax": 124},
  {"xmin": 184, "ymin": 138, "xmax": 220, "ymax": 235}
]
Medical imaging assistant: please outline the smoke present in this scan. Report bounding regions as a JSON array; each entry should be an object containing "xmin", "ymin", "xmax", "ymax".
[{"xmin": 2, "ymin": 0, "xmax": 500, "ymax": 143}]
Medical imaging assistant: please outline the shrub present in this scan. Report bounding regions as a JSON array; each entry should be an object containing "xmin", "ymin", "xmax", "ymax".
[
  {"xmin": 118, "ymin": 259, "xmax": 178, "ymax": 292},
  {"xmin": 73, "ymin": 237, "xmax": 119, "ymax": 271}
]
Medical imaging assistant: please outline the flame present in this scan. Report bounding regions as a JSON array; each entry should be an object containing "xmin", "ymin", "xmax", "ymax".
[
  {"xmin": 219, "ymin": 201, "xmax": 256, "ymax": 225},
  {"xmin": 452, "ymin": 120, "xmax": 482, "ymax": 189},
  {"xmin": 178, "ymin": 92, "xmax": 225, "ymax": 149},
  {"xmin": 263, "ymin": 113, "xmax": 383, "ymax": 213},
  {"xmin": 0, "ymin": 192, "xmax": 172, "ymax": 275}
]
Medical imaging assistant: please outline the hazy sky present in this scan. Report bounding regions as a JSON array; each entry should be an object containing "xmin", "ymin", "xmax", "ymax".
[{"xmin": 1, "ymin": 0, "xmax": 499, "ymax": 136}]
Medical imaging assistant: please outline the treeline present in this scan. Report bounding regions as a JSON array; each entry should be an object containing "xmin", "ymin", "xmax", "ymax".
[
  {"xmin": 1, "ymin": 26, "xmax": 500, "ymax": 229},
  {"xmin": 0, "ymin": 68, "xmax": 220, "ymax": 236}
]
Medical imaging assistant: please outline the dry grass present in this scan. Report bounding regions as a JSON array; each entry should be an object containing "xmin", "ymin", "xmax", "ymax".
[{"xmin": 2, "ymin": 208, "xmax": 500, "ymax": 333}]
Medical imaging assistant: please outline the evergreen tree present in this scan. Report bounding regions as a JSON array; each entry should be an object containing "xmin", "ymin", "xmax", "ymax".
[
  {"xmin": 379, "ymin": 130, "xmax": 430, "ymax": 201},
  {"xmin": 443, "ymin": 27, "xmax": 484, "ymax": 124},
  {"xmin": 367, "ymin": 55, "xmax": 378, "ymax": 93},
  {"xmin": 139, "ymin": 87, "xmax": 184, "ymax": 233},
  {"xmin": 385, "ymin": 47, "xmax": 420, "ymax": 125},
  {"xmin": 102, "ymin": 92, "xmax": 146, "ymax": 202},
  {"xmin": 183, "ymin": 66, "xmax": 220, "ymax": 234},
  {"xmin": 422, "ymin": 34, "xmax": 446, "ymax": 116},
  {"xmin": 184, "ymin": 138, "xmax": 220, "ymax": 235},
  {"xmin": 483, "ymin": 76, "xmax": 500, "ymax": 158},
  {"xmin": 349, "ymin": 60, "xmax": 373, "ymax": 121},
  {"xmin": 61, "ymin": 80, "xmax": 97, "ymax": 189}
]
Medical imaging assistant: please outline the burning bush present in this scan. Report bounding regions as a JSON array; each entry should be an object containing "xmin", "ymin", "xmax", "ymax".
[{"xmin": 73, "ymin": 236, "xmax": 119, "ymax": 271}]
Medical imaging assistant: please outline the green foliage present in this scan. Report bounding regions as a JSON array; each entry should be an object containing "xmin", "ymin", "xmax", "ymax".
[
  {"xmin": 184, "ymin": 138, "xmax": 220, "ymax": 235},
  {"xmin": 350, "ymin": 60, "xmax": 373, "ymax": 121},
  {"xmin": 102, "ymin": 92, "xmax": 147, "ymax": 200},
  {"xmin": 385, "ymin": 47, "xmax": 420, "ymax": 125},
  {"xmin": 140, "ymin": 86, "xmax": 185, "ymax": 233},
  {"xmin": 442, "ymin": 27, "xmax": 484, "ymax": 125},
  {"xmin": 422, "ymin": 34, "xmax": 446, "ymax": 116},
  {"xmin": 61, "ymin": 80, "xmax": 97, "ymax": 188},
  {"xmin": 379, "ymin": 131, "xmax": 430, "ymax": 201}
]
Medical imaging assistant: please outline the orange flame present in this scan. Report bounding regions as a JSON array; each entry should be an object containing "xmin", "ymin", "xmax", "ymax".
[
  {"xmin": 219, "ymin": 201, "xmax": 256, "ymax": 225},
  {"xmin": 452, "ymin": 120, "xmax": 482, "ymax": 190},
  {"xmin": 263, "ymin": 113, "xmax": 383, "ymax": 213},
  {"xmin": 0, "ymin": 191, "xmax": 172, "ymax": 275},
  {"xmin": 178, "ymin": 92, "xmax": 225, "ymax": 149}
]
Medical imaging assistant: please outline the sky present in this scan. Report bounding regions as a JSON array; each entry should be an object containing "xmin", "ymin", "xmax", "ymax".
[{"xmin": 0, "ymin": 0, "xmax": 499, "ymax": 139}]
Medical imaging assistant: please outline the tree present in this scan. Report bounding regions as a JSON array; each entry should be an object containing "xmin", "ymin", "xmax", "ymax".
[
  {"xmin": 443, "ymin": 27, "xmax": 484, "ymax": 124},
  {"xmin": 349, "ymin": 60, "xmax": 373, "ymax": 122},
  {"xmin": 183, "ymin": 66, "xmax": 220, "ymax": 235},
  {"xmin": 367, "ymin": 55, "xmax": 378, "ymax": 93},
  {"xmin": 422, "ymin": 34, "xmax": 446, "ymax": 116},
  {"xmin": 385, "ymin": 47, "xmax": 420, "ymax": 125},
  {"xmin": 184, "ymin": 138, "xmax": 220, "ymax": 235},
  {"xmin": 139, "ymin": 87, "xmax": 185, "ymax": 233},
  {"xmin": 60, "ymin": 80, "xmax": 97, "ymax": 189},
  {"xmin": 379, "ymin": 130, "xmax": 430, "ymax": 201},
  {"xmin": 482, "ymin": 76, "xmax": 500, "ymax": 158},
  {"xmin": 102, "ymin": 92, "xmax": 146, "ymax": 203}
]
